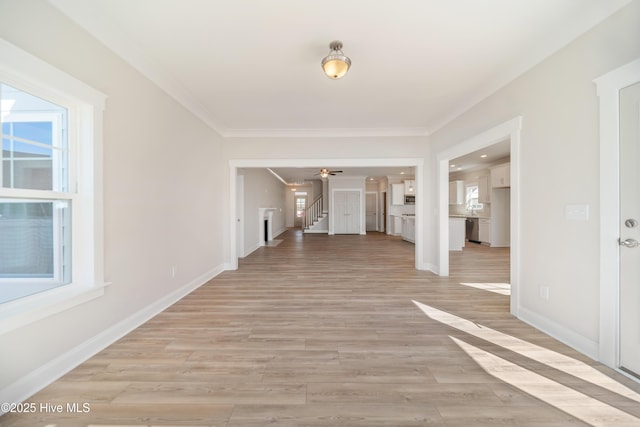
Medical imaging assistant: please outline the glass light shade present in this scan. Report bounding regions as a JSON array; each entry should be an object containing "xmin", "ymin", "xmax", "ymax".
[
  {"xmin": 322, "ymin": 57, "xmax": 350, "ymax": 79},
  {"xmin": 321, "ymin": 41, "xmax": 351, "ymax": 79}
]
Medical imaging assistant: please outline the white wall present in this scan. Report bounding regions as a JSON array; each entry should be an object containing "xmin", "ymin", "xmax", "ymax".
[
  {"xmin": 427, "ymin": 1, "xmax": 640, "ymax": 357},
  {"xmin": 0, "ymin": 1, "xmax": 226, "ymax": 397},
  {"xmin": 240, "ymin": 168, "xmax": 287, "ymax": 255}
]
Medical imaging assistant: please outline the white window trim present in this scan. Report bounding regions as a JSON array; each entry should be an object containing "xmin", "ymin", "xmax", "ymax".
[
  {"xmin": 1, "ymin": 111, "xmax": 68, "ymax": 289},
  {"xmin": 0, "ymin": 39, "xmax": 108, "ymax": 335}
]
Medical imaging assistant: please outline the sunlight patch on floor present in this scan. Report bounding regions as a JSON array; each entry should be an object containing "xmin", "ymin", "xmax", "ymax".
[
  {"xmin": 452, "ymin": 336, "xmax": 640, "ymax": 427},
  {"xmin": 412, "ymin": 300, "xmax": 640, "ymax": 405},
  {"xmin": 460, "ymin": 282, "xmax": 511, "ymax": 295}
]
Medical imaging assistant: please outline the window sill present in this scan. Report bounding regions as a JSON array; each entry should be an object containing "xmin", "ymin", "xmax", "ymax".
[{"xmin": 0, "ymin": 282, "xmax": 110, "ymax": 335}]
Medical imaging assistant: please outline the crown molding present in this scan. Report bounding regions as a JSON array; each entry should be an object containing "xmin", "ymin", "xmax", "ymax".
[{"xmin": 221, "ymin": 127, "xmax": 429, "ymax": 138}]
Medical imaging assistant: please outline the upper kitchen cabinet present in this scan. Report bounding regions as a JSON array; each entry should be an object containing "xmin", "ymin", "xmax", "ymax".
[
  {"xmin": 490, "ymin": 162, "xmax": 510, "ymax": 188},
  {"xmin": 449, "ymin": 180, "xmax": 464, "ymax": 205},
  {"xmin": 391, "ymin": 183, "xmax": 405, "ymax": 205},
  {"xmin": 478, "ymin": 175, "xmax": 490, "ymax": 203}
]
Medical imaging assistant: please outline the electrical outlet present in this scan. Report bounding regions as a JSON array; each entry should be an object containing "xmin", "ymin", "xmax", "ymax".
[{"xmin": 171, "ymin": 266, "xmax": 177, "ymax": 278}]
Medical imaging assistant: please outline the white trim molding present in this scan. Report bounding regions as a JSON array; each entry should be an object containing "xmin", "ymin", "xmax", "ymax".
[
  {"xmin": 0, "ymin": 38, "xmax": 108, "ymax": 335},
  {"xmin": 518, "ymin": 307, "xmax": 599, "ymax": 360},
  {"xmin": 594, "ymin": 57, "xmax": 640, "ymax": 369},
  {"xmin": 436, "ymin": 116, "xmax": 522, "ymax": 317}
]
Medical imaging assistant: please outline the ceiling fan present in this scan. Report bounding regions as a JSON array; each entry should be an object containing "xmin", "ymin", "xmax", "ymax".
[{"xmin": 315, "ymin": 168, "xmax": 343, "ymax": 178}]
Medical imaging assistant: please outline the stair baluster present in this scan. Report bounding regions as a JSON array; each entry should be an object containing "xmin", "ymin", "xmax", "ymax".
[{"xmin": 304, "ymin": 195, "xmax": 323, "ymax": 230}]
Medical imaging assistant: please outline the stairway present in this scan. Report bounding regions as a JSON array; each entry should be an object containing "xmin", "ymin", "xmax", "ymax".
[{"xmin": 303, "ymin": 196, "xmax": 329, "ymax": 233}]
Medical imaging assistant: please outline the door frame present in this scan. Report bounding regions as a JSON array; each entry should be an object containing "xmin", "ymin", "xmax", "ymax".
[
  {"xmin": 365, "ymin": 191, "xmax": 379, "ymax": 232},
  {"xmin": 236, "ymin": 174, "xmax": 244, "ymax": 257},
  {"xmin": 228, "ymin": 158, "xmax": 425, "ymax": 271},
  {"xmin": 436, "ymin": 116, "xmax": 522, "ymax": 317},
  {"xmin": 293, "ymin": 193, "xmax": 308, "ymax": 228},
  {"xmin": 594, "ymin": 57, "xmax": 640, "ymax": 370},
  {"xmin": 331, "ymin": 189, "xmax": 363, "ymax": 235}
]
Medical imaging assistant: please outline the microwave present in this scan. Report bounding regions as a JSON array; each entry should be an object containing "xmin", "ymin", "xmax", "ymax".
[{"xmin": 404, "ymin": 195, "xmax": 415, "ymax": 205}]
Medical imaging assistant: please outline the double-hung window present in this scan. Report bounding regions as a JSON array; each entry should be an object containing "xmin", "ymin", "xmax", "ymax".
[
  {"xmin": 465, "ymin": 184, "xmax": 483, "ymax": 212},
  {"xmin": 1, "ymin": 84, "xmax": 72, "ymax": 302},
  {"xmin": 0, "ymin": 39, "xmax": 106, "ymax": 333}
]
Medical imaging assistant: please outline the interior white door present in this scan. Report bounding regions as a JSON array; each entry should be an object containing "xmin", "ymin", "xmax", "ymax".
[
  {"xmin": 333, "ymin": 191, "xmax": 360, "ymax": 234},
  {"xmin": 365, "ymin": 193, "xmax": 377, "ymax": 231},
  {"xmin": 236, "ymin": 175, "xmax": 244, "ymax": 258},
  {"xmin": 619, "ymin": 81, "xmax": 640, "ymax": 377},
  {"xmin": 294, "ymin": 195, "xmax": 306, "ymax": 228}
]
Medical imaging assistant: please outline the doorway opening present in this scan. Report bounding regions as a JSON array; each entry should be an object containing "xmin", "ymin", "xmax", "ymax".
[
  {"xmin": 294, "ymin": 192, "xmax": 307, "ymax": 228},
  {"xmin": 437, "ymin": 116, "xmax": 522, "ymax": 317},
  {"xmin": 228, "ymin": 158, "xmax": 425, "ymax": 272}
]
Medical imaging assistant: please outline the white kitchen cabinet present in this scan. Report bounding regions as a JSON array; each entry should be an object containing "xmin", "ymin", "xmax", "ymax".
[
  {"xmin": 479, "ymin": 218, "xmax": 491, "ymax": 244},
  {"xmin": 402, "ymin": 216, "xmax": 415, "ymax": 243},
  {"xmin": 392, "ymin": 215, "xmax": 403, "ymax": 236},
  {"xmin": 404, "ymin": 180, "xmax": 415, "ymax": 195},
  {"xmin": 478, "ymin": 175, "xmax": 490, "ymax": 203},
  {"xmin": 449, "ymin": 180, "xmax": 464, "ymax": 205},
  {"xmin": 391, "ymin": 183, "xmax": 405, "ymax": 205},
  {"xmin": 449, "ymin": 217, "xmax": 465, "ymax": 251},
  {"xmin": 491, "ymin": 163, "xmax": 510, "ymax": 188}
]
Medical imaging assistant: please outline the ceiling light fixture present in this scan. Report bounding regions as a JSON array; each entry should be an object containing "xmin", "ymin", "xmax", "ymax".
[{"xmin": 321, "ymin": 41, "xmax": 351, "ymax": 79}]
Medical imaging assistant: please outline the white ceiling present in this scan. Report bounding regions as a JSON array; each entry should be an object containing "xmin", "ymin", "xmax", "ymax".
[
  {"xmin": 449, "ymin": 139, "xmax": 511, "ymax": 174},
  {"xmin": 268, "ymin": 166, "xmax": 416, "ymax": 185},
  {"xmin": 50, "ymin": 0, "xmax": 629, "ymax": 138}
]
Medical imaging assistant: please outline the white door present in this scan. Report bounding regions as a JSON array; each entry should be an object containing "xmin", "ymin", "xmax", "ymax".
[
  {"xmin": 236, "ymin": 175, "xmax": 244, "ymax": 258},
  {"xmin": 294, "ymin": 196, "xmax": 306, "ymax": 228},
  {"xmin": 334, "ymin": 191, "xmax": 360, "ymax": 234},
  {"xmin": 365, "ymin": 193, "xmax": 377, "ymax": 231},
  {"xmin": 619, "ymin": 81, "xmax": 640, "ymax": 377}
]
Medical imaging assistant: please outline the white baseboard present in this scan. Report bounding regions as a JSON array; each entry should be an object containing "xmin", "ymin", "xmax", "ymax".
[
  {"xmin": 244, "ymin": 242, "xmax": 260, "ymax": 257},
  {"xmin": 517, "ymin": 306, "xmax": 599, "ymax": 360},
  {"xmin": 424, "ymin": 263, "xmax": 439, "ymax": 274},
  {"xmin": 0, "ymin": 264, "xmax": 225, "ymax": 411}
]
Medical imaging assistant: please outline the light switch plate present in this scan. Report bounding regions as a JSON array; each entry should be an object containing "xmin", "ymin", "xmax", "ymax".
[{"xmin": 566, "ymin": 204, "xmax": 589, "ymax": 221}]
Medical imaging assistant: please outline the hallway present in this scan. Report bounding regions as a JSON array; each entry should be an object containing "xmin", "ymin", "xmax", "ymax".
[{"xmin": 2, "ymin": 230, "xmax": 639, "ymax": 426}]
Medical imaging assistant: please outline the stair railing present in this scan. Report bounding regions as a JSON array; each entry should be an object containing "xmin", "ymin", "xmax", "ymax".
[{"xmin": 304, "ymin": 195, "xmax": 323, "ymax": 229}]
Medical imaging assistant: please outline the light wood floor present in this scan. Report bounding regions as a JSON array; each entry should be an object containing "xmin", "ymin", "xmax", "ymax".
[{"xmin": 3, "ymin": 230, "xmax": 640, "ymax": 426}]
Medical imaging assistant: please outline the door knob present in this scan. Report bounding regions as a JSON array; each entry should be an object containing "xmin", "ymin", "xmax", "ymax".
[{"xmin": 619, "ymin": 238, "xmax": 639, "ymax": 248}]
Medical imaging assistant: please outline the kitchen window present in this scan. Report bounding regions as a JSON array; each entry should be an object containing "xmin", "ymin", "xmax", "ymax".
[
  {"xmin": 466, "ymin": 184, "xmax": 484, "ymax": 212},
  {"xmin": 0, "ymin": 39, "xmax": 106, "ymax": 333}
]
